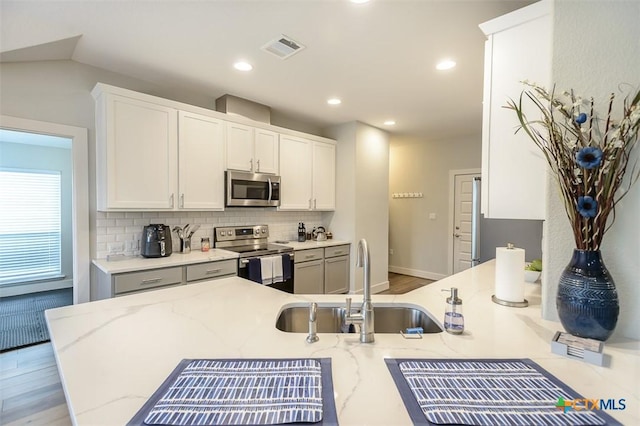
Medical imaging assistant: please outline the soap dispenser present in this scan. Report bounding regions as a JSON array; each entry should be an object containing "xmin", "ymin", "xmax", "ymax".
[{"xmin": 443, "ymin": 287, "xmax": 464, "ymax": 334}]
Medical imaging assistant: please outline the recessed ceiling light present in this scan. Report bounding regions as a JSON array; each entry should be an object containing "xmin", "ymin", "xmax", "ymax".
[
  {"xmin": 327, "ymin": 98, "xmax": 342, "ymax": 105},
  {"xmin": 436, "ymin": 59, "xmax": 456, "ymax": 70},
  {"xmin": 233, "ymin": 61, "xmax": 253, "ymax": 71},
  {"xmin": 384, "ymin": 120, "xmax": 396, "ymax": 126}
]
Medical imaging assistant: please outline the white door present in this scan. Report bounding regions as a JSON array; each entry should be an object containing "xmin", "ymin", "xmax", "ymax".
[
  {"xmin": 278, "ymin": 135, "xmax": 312, "ymax": 210},
  {"xmin": 178, "ymin": 111, "xmax": 225, "ymax": 210},
  {"xmin": 453, "ymin": 173, "xmax": 479, "ymax": 273},
  {"xmin": 311, "ymin": 141, "xmax": 336, "ymax": 210},
  {"xmin": 254, "ymin": 129, "xmax": 279, "ymax": 174},
  {"xmin": 225, "ymin": 122, "xmax": 253, "ymax": 172}
]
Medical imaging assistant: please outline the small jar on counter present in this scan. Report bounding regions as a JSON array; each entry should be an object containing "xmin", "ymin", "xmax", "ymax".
[{"xmin": 201, "ymin": 237, "xmax": 210, "ymax": 252}]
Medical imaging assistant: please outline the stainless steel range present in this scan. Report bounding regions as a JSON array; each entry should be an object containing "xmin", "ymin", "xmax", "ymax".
[{"xmin": 214, "ymin": 225, "xmax": 294, "ymax": 293}]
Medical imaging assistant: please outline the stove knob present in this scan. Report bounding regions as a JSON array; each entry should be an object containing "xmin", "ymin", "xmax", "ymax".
[{"xmin": 262, "ymin": 229, "xmax": 267, "ymax": 234}]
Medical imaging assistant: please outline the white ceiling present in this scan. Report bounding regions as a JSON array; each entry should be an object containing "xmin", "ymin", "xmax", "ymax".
[{"xmin": 0, "ymin": 0, "xmax": 533, "ymax": 140}]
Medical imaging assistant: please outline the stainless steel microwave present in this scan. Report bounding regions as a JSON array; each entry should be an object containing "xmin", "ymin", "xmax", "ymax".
[{"xmin": 225, "ymin": 171, "xmax": 280, "ymax": 207}]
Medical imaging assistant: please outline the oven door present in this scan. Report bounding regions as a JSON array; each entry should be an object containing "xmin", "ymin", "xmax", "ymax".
[
  {"xmin": 226, "ymin": 171, "xmax": 280, "ymax": 207},
  {"xmin": 238, "ymin": 253, "xmax": 294, "ymax": 293}
]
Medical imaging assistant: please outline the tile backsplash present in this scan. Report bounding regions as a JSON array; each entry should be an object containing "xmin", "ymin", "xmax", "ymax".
[{"xmin": 96, "ymin": 209, "xmax": 326, "ymax": 259}]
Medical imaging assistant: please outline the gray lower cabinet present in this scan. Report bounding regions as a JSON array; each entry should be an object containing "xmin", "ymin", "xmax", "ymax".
[
  {"xmin": 294, "ymin": 248, "xmax": 324, "ymax": 294},
  {"xmin": 293, "ymin": 245, "xmax": 349, "ymax": 294},
  {"xmin": 92, "ymin": 259, "xmax": 237, "ymax": 300}
]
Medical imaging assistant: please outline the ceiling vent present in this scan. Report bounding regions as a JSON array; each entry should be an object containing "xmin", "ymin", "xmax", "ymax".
[{"xmin": 261, "ymin": 35, "xmax": 305, "ymax": 60}]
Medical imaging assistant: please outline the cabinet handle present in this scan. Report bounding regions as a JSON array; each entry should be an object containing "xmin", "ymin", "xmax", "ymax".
[
  {"xmin": 309, "ymin": 199, "xmax": 312, "ymax": 210},
  {"xmin": 314, "ymin": 199, "xmax": 317, "ymax": 209},
  {"xmin": 141, "ymin": 278, "xmax": 162, "ymax": 285},
  {"xmin": 170, "ymin": 194, "xmax": 175, "ymax": 208},
  {"xmin": 256, "ymin": 159, "xmax": 260, "ymax": 172},
  {"xmin": 205, "ymin": 269, "xmax": 222, "ymax": 274},
  {"xmin": 333, "ymin": 250, "xmax": 343, "ymax": 255},
  {"xmin": 305, "ymin": 255, "xmax": 315, "ymax": 259},
  {"xmin": 180, "ymin": 193, "xmax": 185, "ymax": 208},
  {"xmin": 250, "ymin": 159, "xmax": 253, "ymax": 171}
]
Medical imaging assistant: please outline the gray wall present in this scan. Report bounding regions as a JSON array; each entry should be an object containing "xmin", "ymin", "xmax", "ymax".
[
  {"xmin": 479, "ymin": 216, "xmax": 542, "ymax": 263},
  {"xmin": 0, "ymin": 141, "xmax": 73, "ymax": 281}
]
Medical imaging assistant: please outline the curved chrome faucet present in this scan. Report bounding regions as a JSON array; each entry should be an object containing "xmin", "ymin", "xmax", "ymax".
[
  {"xmin": 344, "ymin": 239, "xmax": 375, "ymax": 343},
  {"xmin": 306, "ymin": 302, "xmax": 319, "ymax": 343}
]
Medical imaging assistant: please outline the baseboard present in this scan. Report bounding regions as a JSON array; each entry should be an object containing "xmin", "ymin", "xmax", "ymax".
[
  {"xmin": 0, "ymin": 279, "xmax": 73, "ymax": 298},
  {"xmin": 388, "ymin": 265, "xmax": 447, "ymax": 281},
  {"xmin": 351, "ymin": 280, "xmax": 390, "ymax": 295}
]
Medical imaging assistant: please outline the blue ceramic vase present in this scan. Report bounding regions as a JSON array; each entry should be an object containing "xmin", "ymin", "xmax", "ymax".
[{"xmin": 556, "ymin": 249, "xmax": 619, "ymax": 341}]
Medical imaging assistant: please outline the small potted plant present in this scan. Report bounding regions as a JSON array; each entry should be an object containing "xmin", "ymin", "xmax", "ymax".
[{"xmin": 524, "ymin": 259, "xmax": 542, "ymax": 283}]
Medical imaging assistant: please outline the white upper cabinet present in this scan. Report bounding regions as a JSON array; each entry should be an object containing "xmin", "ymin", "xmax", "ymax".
[
  {"xmin": 279, "ymin": 134, "xmax": 335, "ymax": 211},
  {"xmin": 225, "ymin": 122, "xmax": 279, "ymax": 174},
  {"xmin": 479, "ymin": 0, "xmax": 551, "ymax": 220},
  {"xmin": 95, "ymin": 92, "xmax": 178, "ymax": 210},
  {"xmin": 94, "ymin": 85, "xmax": 225, "ymax": 211},
  {"xmin": 312, "ymin": 141, "xmax": 336, "ymax": 210},
  {"xmin": 178, "ymin": 111, "xmax": 225, "ymax": 210}
]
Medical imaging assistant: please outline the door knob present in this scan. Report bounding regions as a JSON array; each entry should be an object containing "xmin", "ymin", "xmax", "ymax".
[{"xmin": 454, "ymin": 233, "xmax": 461, "ymax": 238}]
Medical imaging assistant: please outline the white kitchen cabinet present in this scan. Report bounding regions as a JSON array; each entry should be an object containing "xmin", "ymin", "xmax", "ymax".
[
  {"xmin": 479, "ymin": 1, "xmax": 551, "ymax": 220},
  {"xmin": 324, "ymin": 245, "xmax": 349, "ymax": 294},
  {"xmin": 178, "ymin": 111, "xmax": 225, "ymax": 210},
  {"xmin": 93, "ymin": 85, "xmax": 226, "ymax": 211},
  {"xmin": 95, "ymin": 92, "xmax": 178, "ymax": 210},
  {"xmin": 225, "ymin": 122, "xmax": 279, "ymax": 174},
  {"xmin": 279, "ymin": 135, "xmax": 336, "ymax": 211}
]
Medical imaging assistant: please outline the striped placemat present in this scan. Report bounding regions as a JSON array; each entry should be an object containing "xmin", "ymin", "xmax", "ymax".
[
  {"xmin": 385, "ymin": 358, "xmax": 621, "ymax": 426},
  {"xmin": 128, "ymin": 358, "xmax": 337, "ymax": 426}
]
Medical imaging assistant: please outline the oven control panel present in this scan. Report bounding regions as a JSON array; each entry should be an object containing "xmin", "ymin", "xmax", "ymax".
[{"xmin": 215, "ymin": 225, "xmax": 269, "ymax": 242}]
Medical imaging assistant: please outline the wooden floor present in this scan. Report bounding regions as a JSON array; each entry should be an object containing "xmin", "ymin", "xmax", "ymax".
[
  {"xmin": 0, "ymin": 272, "xmax": 433, "ymax": 425},
  {"xmin": 0, "ymin": 342, "xmax": 71, "ymax": 425},
  {"xmin": 380, "ymin": 272, "xmax": 436, "ymax": 294}
]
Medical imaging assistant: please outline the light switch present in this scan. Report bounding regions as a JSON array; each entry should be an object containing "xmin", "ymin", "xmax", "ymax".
[{"xmin": 429, "ymin": 213, "xmax": 436, "ymax": 220}]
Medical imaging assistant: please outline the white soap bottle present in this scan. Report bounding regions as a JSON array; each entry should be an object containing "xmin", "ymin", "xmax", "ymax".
[{"xmin": 443, "ymin": 287, "xmax": 464, "ymax": 334}]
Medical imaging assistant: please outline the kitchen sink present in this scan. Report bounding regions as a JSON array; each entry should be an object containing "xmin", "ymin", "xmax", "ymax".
[{"xmin": 275, "ymin": 303, "xmax": 443, "ymax": 334}]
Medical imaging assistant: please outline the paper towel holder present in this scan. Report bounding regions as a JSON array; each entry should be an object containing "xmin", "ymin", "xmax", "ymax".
[
  {"xmin": 491, "ymin": 294, "xmax": 528, "ymax": 308},
  {"xmin": 492, "ymin": 242, "xmax": 528, "ymax": 307}
]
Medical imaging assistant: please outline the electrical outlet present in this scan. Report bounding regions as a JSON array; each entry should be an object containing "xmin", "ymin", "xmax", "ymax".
[{"xmin": 108, "ymin": 242, "xmax": 124, "ymax": 254}]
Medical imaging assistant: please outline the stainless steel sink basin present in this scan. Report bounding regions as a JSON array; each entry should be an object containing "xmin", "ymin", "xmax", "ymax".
[{"xmin": 275, "ymin": 303, "xmax": 443, "ymax": 334}]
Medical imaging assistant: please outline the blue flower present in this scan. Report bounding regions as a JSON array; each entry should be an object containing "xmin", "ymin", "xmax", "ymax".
[
  {"xmin": 576, "ymin": 147, "xmax": 603, "ymax": 169},
  {"xmin": 575, "ymin": 112, "xmax": 588, "ymax": 124},
  {"xmin": 577, "ymin": 196, "xmax": 598, "ymax": 218}
]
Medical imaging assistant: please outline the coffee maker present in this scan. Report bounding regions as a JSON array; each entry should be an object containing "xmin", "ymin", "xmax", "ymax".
[{"xmin": 141, "ymin": 224, "xmax": 172, "ymax": 258}]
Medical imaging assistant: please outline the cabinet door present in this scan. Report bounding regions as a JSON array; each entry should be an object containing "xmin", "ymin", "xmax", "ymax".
[
  {"xmin": 324, "ymin": 255, "xmax": 349, "ymax": 294},
  {"xmin": 100, "ymin": 94, "xmax": 178, "ymax": 210},
  {"xmin": 225, "ymin": 122, "xmax": 254, "ymax": 172},
  {"xmin": 254, "ymin": 129, "xmax": 279, "ymax": 174},
  {"xmin": 480, "ymin": 4, "xmax": 550, "ymax": 219},
  {"xmin": 312, "ymin": 142, "xmax": 336, "ymax": 211},
  {"xmin": 279, "ymin": 135, "xmax": 313, "ymax": 210},
  {"xmin": 178, "ymin": 112, "xmax": 225, "ymax": 210},
  {"xmin": 294, "ymin": 259, "xmax": 324, "ymax": 294}
]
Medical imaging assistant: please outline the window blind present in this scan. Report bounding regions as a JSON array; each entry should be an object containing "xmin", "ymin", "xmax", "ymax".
[{"xmin": 0, "ymin": 169, "xmax": 62, "ymax": 284}]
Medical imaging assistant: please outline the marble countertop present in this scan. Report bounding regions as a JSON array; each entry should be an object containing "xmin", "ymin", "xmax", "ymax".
[
  {"xmin": 92, "ymin": 249, "xmax": 239, "ymax": 274},
  {"xmin": 46, "ymin": 261, "xmax": 638, "ymax": 425},
  {"xmin": 271, "ymin": 239, "xmax": 350, "ymax": 250}
]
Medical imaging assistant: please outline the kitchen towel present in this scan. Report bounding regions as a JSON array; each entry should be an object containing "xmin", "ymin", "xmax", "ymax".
[
  {"xmin": 282, "ymin": 254, "xmax": 292, "ymax": 281},
  {"xmin": 260, "ymin": 256, "xmax": 274, "ymax": 285},
  {"xmin": 247, "ymin": 258, "xmax": 262, "ymax": 284},
  {"xmin": 127, "ymin": 358, "xmax": 338, "ymax": 426},
  {"xmin": 494, "ymin": 246, "xmax": 526, "ymax": 302},
  {"xmin": 385, "ymin": 358, "xmax": 620, "ymax": 426},
  {"xmin": 272, "ymin": 255, "xmax": 283, "ymax": 284}
]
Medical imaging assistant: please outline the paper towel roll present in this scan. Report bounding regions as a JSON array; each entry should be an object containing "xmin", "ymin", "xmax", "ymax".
[{"xmin": 495, "ymin": 246, "xmax": 525, "ymax": 302}]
